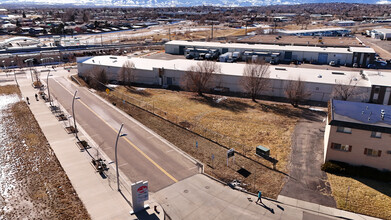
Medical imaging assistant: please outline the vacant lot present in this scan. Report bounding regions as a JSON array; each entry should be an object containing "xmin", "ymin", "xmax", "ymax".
[
  {"xmin": 0, "ymin": 85, "xmax": 90, "ymax": 219},
  {"xmin": 113, "ymin": 87, "xmax": 303, "ymax": 173},
  {"xmin": 327, "ymin": 173, "xmax": 391, "ymax": 220},
  {"xmin": 73, "ymin": 80, "xmax": 316, "ymax": 199}
]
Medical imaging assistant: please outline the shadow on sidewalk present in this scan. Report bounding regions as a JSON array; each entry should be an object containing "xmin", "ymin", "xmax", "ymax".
[
  {"xmin": 134, "ymin": 209, "xmax": 159, "ymax": 220},
  {"xmin": 256, "ymin": 202, "xmax": 275, "ymax": 214}
]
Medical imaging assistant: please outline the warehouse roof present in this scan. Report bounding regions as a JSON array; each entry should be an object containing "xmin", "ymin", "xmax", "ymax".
[
  {"xmin": 79, "ymin": 56, "xmax": 375, "ymax": 87},
  {"xmin": 373, "ymin": 28, "xmax": 391, "ymax": 34},
  {"xmin": 365, "ymin": 70, "xmax": 391, "ymax": 87},
  {"xmin": 277, "ymin": 27, "xmax": 348, "ymax": 35},
  {"xmin": 349, "ymin": 47, "xmax": 375, "ymax": 53},
  {"xmin": 165, "ymin": 40, "xmax": 374, "ymax": 54}
]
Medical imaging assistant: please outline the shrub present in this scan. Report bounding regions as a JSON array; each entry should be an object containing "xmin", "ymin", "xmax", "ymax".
[{"xmin": 321, "ymin": 161, "xmax": 346, "ymax": 174}]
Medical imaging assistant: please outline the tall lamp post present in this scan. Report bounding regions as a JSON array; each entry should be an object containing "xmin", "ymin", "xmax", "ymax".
[
  {"xmin": 11, "ymin": 60, "xmax": 18, "ymax": 86},
  {"xmin": 72, "ymin": 90, "xmax": 80, "ymax": 139},
  {"xmin": 24, "ymin": 58, "xmax": 34, "ymax": 82},
  {"xmin": 2, "ymin": 60, "xmax": 7, "ymax": 77},
  {"xmin": 115, "ymin": 123, "xmax": 127, "ymax": 192},
  {"xmin": 42, "ymin": 69, "xmax": 52, "ymax": 105}
]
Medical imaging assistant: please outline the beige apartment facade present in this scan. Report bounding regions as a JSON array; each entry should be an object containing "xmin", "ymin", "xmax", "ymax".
[{"xmin": 324, "ymin": 100, "xmax": 391, "ymax": 171}]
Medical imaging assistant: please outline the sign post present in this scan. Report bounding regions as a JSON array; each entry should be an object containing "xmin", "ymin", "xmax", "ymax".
[
  {"xmin": 106, "ymin": 88, "xmax": 110, "ymax": 94},
  {"xmin": 196, "ymin": 141, "xmax": 198, "ymax": 149},
  {"xmin": 227, "ymin": 148, "xmax": 234, "ymax": 167},
  {"xmin": 130, "ymin": 181, "xmax": 149, "ymax": 214}
]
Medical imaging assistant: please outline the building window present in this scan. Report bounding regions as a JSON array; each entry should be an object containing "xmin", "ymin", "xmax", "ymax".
[
  {"xmin": 364, "ymin": 148, "xmax": 382, "ymax": 157},
  {"xmin": 337, "ymin": 126, "xmax": 352, "ymax": 134},
  {"xmin": 371, "ymin": 131, "xmax": 382, "ymax": 138},
  {"xmin": 331, "ymin": 143, "xmax": 352, "ymax": 152},
  {"xmin": 373, "ymin": 86, "xmax": 380, "ymax": 101}
]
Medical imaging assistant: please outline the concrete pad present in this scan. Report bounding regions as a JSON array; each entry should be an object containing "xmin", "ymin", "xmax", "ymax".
[{"xmin": 297, "ymin": 199, "xmax": 321, "ymax": 212}]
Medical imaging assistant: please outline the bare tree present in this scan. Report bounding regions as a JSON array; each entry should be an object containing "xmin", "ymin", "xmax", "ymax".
[
  {"xmin": 241, "ymin": 60, "xmax": 270, "ymax": 102},
  {"xmin": 119, "ymin": 60, "xmax": 135, "ymax": 86},
  {"xmin": 332, "ymin": 76, "xmax": 360, "ymax": 101},
  {"xmin": 182, "ymin": 61, "xmax": 221, "ymax": 96},
  {"xmin": 86, "ymin": 67, "xmax": 108, "ymax": 91},
  {"xmin": 284, "ymin": 78, "xmax": 310, "ymax": 107}
]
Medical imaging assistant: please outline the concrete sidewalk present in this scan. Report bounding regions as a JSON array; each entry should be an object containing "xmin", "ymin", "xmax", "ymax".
[
  {"xmin": 17, "ymin": 77, "xmax": 163, "ymax": 219},
  {"xmin": 155, "ymin": 174, "xmax": 380, "ymax": 220}
]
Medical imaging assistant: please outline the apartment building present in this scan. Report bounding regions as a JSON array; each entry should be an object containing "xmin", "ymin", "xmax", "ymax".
[{"xmin": 324, "ymin": 99, "xmax": 391, "ymax": 171}]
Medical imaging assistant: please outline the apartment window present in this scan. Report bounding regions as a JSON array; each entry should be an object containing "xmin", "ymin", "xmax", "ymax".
[
  {"xmin": 373, "ymin": 86, "xmax": 380, "ymax": 101},
  {"xmin": 371, "ymin": 131, "xmax": 382, "ymax": 138},
  {"xmin": 337, "ymin": 126, "xmax": 352, "ymax": 134},
  {"xmin": 331, "ymin": 143, "xmax": 352, "ymax": 152},
  {"xmin": 364, "ymin": 148, "xmax": 382, "ymax": 157}
]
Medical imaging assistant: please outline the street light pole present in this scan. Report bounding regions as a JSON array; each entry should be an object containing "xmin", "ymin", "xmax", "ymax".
[
  {"xmin": 72, "ymin": 90, "xmax": 80, "ymax": 139},
  {"xmin": 46, "ymin": 69, "xmax": 52, "ymax": 106},
  {"xmin": 24, "ymin": 58, "xmax": 34, "ymax": 82},
  {"xmin": 11, "ymin": 61, "xmax": 18, "ymax": 86},
  {"xmin": 115, "ymin": 123, "xmax": 127, "ymax": 192}
]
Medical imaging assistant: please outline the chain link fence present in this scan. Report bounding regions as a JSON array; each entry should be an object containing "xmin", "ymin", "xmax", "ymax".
[{"xmin": 112, "ymin": 90, "xmax": 250, "ymax": 155}]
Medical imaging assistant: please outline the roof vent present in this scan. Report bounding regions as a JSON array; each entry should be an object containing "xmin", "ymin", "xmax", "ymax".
[
  {"xmin": 381, "ymin": 109, "xmax": 385, "ymax": 121},
  {"xmin": 332, "ymin": 72, "xmax": 345, "ymax": 75},
  {"xmin": 275, "ymin": 68, "xmax": 286, "ymax": 71},
  {"xmin": 318, "ymin": 74, "xmax": 322, "ymax": 78}
]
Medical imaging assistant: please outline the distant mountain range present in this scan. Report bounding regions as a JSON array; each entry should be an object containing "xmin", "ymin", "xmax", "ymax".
[{"xmin": 0, "ymin": 0, "xmax": 389, "ymax": 7}]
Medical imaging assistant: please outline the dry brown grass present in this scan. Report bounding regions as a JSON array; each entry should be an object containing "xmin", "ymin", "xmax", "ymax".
[
  {"xmin": 0, "ymin": 85, "xmax": 20, "ymax": 95},
  {"xmin": 0, "ymin": 86, "xmax": 90, "ymax": 219},
  {"xmin": 97, "ymin": 88, "xmax": 290, "ymax": 198},
  {"xmin": 114, "ymin": 87, "xmax": 301, "ymax": 172},
  {"xmin": 327, "ymin": 174, "xmax": 391, "ymax": 219},
  {"xmin": 86, "ymin": 83, "xmax": 309, "ymax": 199}
]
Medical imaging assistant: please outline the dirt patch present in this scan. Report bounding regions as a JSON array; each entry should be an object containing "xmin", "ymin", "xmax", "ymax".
[{"xmin": 0, "ymin": 85, "xmax": 90, "ymax": 219}]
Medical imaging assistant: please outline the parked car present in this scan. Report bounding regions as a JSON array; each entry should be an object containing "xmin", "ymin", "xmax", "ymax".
[
  {"xmin": 329, "ymin": 61, "xmax": 336, "ymax": 66},
  {"xmin": 375, "ymin": 60, "xmax": 388, "ymax": 66}
]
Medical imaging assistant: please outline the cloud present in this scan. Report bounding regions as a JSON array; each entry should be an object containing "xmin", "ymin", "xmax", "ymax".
[{"xmin": 377, "ymin": 0, "xmax": 391, "ymax": 3}]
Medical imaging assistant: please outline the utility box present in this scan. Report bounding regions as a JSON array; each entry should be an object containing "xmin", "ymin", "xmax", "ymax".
[{"xmin": 256, "ymin": 145, "xmax": 270, "ymax": 157}]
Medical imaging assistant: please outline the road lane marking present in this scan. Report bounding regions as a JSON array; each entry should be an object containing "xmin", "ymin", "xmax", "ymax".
[{"xmin": 54, "ymin": 78, "xmax": 178, "ymax": 183}]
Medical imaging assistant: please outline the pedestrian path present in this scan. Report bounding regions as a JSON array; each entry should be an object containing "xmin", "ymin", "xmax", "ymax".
[
  {"xmin": 155, "ymin": 174, "xmax": 380, "ymax": 220},
  {"xmin": 17, "ymin": 77, "xmax": 164, "ymax": 220}
]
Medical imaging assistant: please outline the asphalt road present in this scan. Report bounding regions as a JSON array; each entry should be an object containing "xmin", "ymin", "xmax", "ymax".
[{"xmin": 49, "ymin": 76, "xmax": 198, "ymax": 192}]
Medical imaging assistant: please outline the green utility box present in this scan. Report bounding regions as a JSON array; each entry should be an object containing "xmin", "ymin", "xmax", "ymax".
[{"xmin": 256, "ymin": 145, "xmax": 270, "ymax": 157}]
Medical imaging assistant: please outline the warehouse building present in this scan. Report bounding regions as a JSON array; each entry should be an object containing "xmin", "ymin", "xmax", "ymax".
[
  {"xmin": 371, "ymin": 28, "xmax": 391, "ymax": 40},
  {"xmin": 76, "ymin": 56, "xmax": 387, "ymax": 103},
  {"xmin": 164, "ymin": 40, "xmax": 375, "ymax": 67},
  {"xmin": 277, "ymin": 27, "xmax": 350, "ymax": 36}
]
